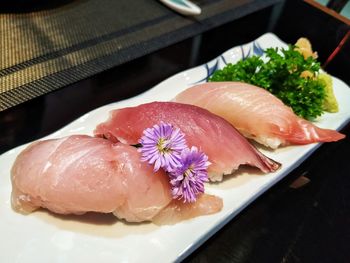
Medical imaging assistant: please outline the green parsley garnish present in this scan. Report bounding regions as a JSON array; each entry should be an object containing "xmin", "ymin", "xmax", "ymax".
[{"xmin": 209, "ymin": 45, "xmax": 326, "ymax": 120}]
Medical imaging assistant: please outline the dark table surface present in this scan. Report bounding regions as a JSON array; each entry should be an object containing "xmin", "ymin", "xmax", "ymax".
[{"xmin": 1, "ymin": 0, "xmax": 350, "ymax": 262}]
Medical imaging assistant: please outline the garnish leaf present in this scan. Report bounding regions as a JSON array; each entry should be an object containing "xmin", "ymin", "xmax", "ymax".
[{"xmin": 209, "ymin": 45, "xmax": 326, "ymax": 119}]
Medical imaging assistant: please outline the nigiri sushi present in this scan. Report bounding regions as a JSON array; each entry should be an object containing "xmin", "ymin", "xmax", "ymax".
[
  {"xmin": 173, "ymin": 82, "xmax": 345, "ymax": 148},
  {"xmin": 11, "ymin": 135, "xmax": 222, "ymax": 224},
  {"xmin": 94, "ymin": 102, "xmax": 280, "ymax": 181}
]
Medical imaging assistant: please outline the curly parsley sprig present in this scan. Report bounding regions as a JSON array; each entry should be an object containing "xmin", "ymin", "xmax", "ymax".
[{"xmin": 209, "ymin": 45, "xmax": 326, "ymax": 119}]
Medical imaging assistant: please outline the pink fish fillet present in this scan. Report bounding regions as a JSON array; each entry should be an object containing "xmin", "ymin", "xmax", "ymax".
[
  {"xmin": 94, "ymin": 102, "xmax": 280, "ymax": 181},
  {"xmin": 11, "ymin": 135, "xmax": 222, "ymax": 224},
  {"xmin": 173, "ymin": 82, "xmax": 345, "ymax": 149}
]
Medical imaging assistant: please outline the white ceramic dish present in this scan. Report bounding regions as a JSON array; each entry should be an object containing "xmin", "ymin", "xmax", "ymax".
[{"xmin": 1, "ymin": 33, "xmax": 350, "ymax": 263}]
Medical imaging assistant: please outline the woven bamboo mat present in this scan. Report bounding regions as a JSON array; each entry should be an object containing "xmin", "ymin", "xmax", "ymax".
[{"xmin": 0, "ymin": 0, "xmax": 280, "ymax": 111}]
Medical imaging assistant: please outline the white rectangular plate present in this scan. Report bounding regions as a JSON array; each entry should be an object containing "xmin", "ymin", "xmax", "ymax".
[{"xmin": 1, "ymin": 33, "xmax": 350, "ymax": 263}]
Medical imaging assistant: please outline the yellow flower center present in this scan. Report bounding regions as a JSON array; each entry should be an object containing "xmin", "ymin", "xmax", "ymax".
[
  {"xmin": 184, "ymin": 165, "xmax": 194, "ymax": 177},
  {"xmin": 157, "ymin": 138, "xmax": 171, "ymax": 153}
]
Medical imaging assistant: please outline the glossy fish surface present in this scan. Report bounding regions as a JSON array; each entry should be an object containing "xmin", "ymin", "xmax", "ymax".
[
  {"xmin": 11, "ymin": 135, "xmax": 222, "ymax": 223},
  {"xmin": 94, "ymin": 102, "xmax": 280, "ymax": 181},
  {"xmin": 174, "ymin": 82, "xmax": 345, "ymax": 148}
]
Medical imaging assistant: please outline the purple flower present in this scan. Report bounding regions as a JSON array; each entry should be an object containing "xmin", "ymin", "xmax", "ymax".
[
  {"xmin": 169, "ymin": 146, "xmax": 210, "ymax": 203},
  {"xmin": 138, "ymin": 122, "xmax": 187, "ymax": 172}
]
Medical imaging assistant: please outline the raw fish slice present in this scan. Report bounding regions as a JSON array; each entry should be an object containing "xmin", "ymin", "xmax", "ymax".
[
  {"xmin": 173, "ymin": 82, "xmax": 345, "ymax": 148},
  {"xmin": 11, "ymin": 135, "xmax": 222, "ymax": 223},
  {"xmin": 94, "ymin": 102, "xmax": 280, "ymax": 181},
  {"xmin": 11, "ymin": 135, "xmax": 169, "ymax": 219},
  {"xmin": 152, "ymin": 194, "xmax": 223, "ymax": 225}
]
